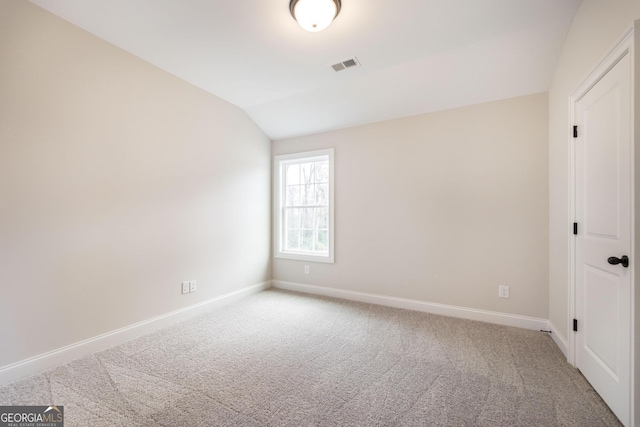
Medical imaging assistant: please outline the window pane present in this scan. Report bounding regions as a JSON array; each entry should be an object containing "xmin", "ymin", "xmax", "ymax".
[
  {"xmin": 315, "ymin": 208, "xmax": 328, "ymax": 230},
  {"xmin": 286, "ymin": 229, "xmax": 300, "ymax": 250},
  {"xmin": 301, "ymin": 230, "xmax": 314, "ymax": 251},
  {"xmin": 286, "ymin": 185, "xmax": 300, "ymax": 206},
  {"xmin": 315, "ymin": 161, "xmax": 329, "ymax": 183},
  {"xmin": 285, "ymin": 208, "xmax": 301, "ymax": 229},
  {"xmin": 286, "ymin": 164, "xmax": 300, "ymax": 185},
  {"xmin": 301, "ymin": 162, "xmax": 314, "ymax": 185},
  {"xmin": 317, "ymin": 230, "xmax": 328, "ymax": 251},
  {"xmin": 303, "ymin": 184, "xmax": 315, "ymax": 205},
  {"xmin": 302, "ymin": 208, "xmax": 315, "ymax": 229},
  {"xmin": 316, "ymin": 183, "xmax": 328, "ymax": 205}
]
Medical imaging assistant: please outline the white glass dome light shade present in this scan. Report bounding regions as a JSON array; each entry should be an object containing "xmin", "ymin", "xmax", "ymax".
[{"xmin": 290, "ymin": 0, "xmax": 341, "ymax": 33}]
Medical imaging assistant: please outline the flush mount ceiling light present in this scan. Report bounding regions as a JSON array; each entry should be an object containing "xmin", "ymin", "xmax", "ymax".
[{"xmin": 289, "ymin": 0, "xmax": 341, "ymax": 32}]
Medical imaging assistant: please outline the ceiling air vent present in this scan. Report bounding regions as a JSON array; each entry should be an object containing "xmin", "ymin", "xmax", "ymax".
[{"xmin": 331, "ymin": 57, "xmax": 360, "ymax": 72}]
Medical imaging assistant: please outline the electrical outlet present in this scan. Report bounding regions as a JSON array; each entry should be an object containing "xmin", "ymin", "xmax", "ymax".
[
  {"xmin": 190, "ymin": 280, "xmax": 197, "ymax": 293},
  {"xmin": 304, "ymin": 266, "xmax": 310, "ymax": 275},
  {"xmin": 499, "ymin": 286, "xmax": 510, "ymax": 299},
  {"xmin": 182, "ymin": 281, "xmax": 190, "ymax": 294}
]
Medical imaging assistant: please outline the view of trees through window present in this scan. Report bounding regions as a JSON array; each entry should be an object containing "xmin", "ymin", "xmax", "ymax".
[{"xmin": 284, "ymin": 159, "xmax": 329, "ymax": 254}]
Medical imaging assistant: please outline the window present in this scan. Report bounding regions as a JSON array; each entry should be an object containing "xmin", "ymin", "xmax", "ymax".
[{"xmin": 274, "ymin": 149, "xmax": 334, "ymax": 263}]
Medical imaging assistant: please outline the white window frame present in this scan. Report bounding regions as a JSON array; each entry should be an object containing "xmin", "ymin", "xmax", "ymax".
[{"xmin": 273, "ymin": 149, "xmax": 334, "ymax": 263}]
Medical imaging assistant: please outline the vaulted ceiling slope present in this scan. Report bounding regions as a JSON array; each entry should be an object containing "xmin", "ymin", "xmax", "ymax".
[{"xmin": 30, "ymin": 0, "xmax": 582, "ymax": 140}]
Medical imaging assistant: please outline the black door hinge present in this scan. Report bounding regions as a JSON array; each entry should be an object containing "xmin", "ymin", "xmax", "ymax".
[
  {"xmin": 573, "ymin": 319, "xmax": 578, "ymax": 332},
  {"xmin": 573, "ymin": 126, "xmax": 578, "ymax": 138},
  {"xmin": 573, "ymin": 223, "xmax": 578, "ymax": 235}
]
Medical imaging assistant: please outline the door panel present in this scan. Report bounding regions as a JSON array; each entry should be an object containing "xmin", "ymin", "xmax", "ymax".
[
  {"xmin": 584, "ymin": 88, "xmax": 621, "ymax": 239},
  {"xmin": 575, "ymin": 52, "xmax": 631, "ymax": 426},
  {"xmin": 584, "ymin": 265, "xmax": 620, "ymax": 377}
]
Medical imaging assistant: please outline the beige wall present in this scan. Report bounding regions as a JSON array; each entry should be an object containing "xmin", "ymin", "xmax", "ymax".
[
  {"xmin": 0, "ymin": 1, "xmax": 271, "ymax": 367},
  {"xmin": 273, "ymin": 93, "xmax": 549, "ymax": 319},
  {"xmin": 548, "ymin": 1, "xmax": 640, "ymax": 342}
]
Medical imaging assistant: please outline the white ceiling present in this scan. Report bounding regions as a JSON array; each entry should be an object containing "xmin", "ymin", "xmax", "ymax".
[{"xmin": 30, "ymin": 0, "xmax": 582, "ymax": 140}]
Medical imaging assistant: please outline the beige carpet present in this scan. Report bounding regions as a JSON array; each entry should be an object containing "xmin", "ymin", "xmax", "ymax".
[{"xmin": 0, "ymin": 289, "xmax": 622, "ymax": 426}]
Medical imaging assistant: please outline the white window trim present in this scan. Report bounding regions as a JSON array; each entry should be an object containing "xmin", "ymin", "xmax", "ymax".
[{"xmin": 273, "ymin": 149, "xmax": 334, "ymax": 263}]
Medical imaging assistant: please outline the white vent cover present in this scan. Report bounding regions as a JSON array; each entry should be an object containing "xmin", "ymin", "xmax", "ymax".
[{"xmin": 331, "ymin": 57, "xmax": 360, "ymax": 72}]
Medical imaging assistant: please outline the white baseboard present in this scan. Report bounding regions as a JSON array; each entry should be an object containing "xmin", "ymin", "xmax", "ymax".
[
  {"xmin": 272, "ymin": 280, "xmax": 548, "ymax": 331},
  {"xmin": 547, "ymin": 320, "xmax": 569, "ymax": 358},
  {"xmin": 0, "ymin": 281, "xmax": 271, "ymax": 387}
]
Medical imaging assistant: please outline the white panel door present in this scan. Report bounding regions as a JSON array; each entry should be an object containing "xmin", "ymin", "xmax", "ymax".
[{"xmin": 574, "ymin": 52, "xmax": 632, "ymax": 426}]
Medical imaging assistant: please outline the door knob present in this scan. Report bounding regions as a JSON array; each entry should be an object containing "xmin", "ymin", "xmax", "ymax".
[{"xmin": 607, "ymin": 255, "xmax": 629, "ymax": 268}]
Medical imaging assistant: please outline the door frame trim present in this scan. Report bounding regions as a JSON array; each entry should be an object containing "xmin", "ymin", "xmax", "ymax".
[{"xmin": 568, "ymin": 23, "xmax": 635, "ymax": 425}]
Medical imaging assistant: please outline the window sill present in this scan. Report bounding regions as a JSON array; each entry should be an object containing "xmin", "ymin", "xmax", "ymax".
[{"xmin": 274, "ymin": 252, "xmax": 334, "ymax": 264}]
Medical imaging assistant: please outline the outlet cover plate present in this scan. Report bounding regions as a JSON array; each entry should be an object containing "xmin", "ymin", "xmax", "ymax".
[
  {"xmin": 499, "ymin": 286, "xmax": 510, "ymax": 299},
  {"xmin": 182, "ymin": 281, "xmax": 190, "ymax": 294}
]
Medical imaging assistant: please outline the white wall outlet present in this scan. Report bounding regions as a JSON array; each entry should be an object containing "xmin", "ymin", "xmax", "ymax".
[
  {"xmin": 499, "ymin": 285, "xmax": 510, "ymax": 299},
  {"xmin": 190, "ymin": 280, "xmax": 197, "ymax": 293},
  {"xmin": 304, "ymin": 265, "xmax": 310, "ymax": 275},
  {"xmin": 182, "ymin": 281, "xmax": 190, "ymax": 294}
]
